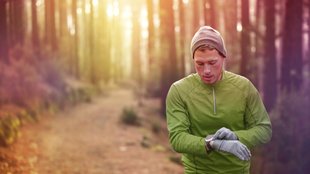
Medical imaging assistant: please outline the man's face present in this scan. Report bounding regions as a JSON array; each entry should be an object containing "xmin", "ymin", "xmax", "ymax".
[{"xmin": 193, "ymin": 49, "xmax": 225, "ymax": 84}]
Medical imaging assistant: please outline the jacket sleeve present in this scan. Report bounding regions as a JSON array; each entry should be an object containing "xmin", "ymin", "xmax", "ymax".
[
  {"xmin": 166, "ymin": 84, "xmax": 207, "ymax": 156},
  {"xmin": 234, "ymin": 81, "xmax": 272, "ymax": 149}
]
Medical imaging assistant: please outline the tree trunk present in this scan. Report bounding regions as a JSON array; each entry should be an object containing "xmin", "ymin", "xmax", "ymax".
[
  {"xmin": 0, "ymin": 1, "xmax": 8, "ymax": 63},
  {"xmin": 72, "ymin": 0, "xmax": 79, "ymax": 78},
  {"xmin": 192, "ymin": 0, "xmax": 200, "ymax": 32},
  {"xmin": 131, "ymin": 5, "xmax": 142, "ymax": 86},
  {"xmin": 50, "ymin": 0, "xmax": 57, "ymax": 51},
  {"xmin": 44, "ymin": 0, "xmax": 57, "ymax": 51},
  {"xmin": 223, "ymin": 0, "xmax": 237, "ymax": 69},
  {"xmin": 31, "ymin": 0, "xmax": 40, "ymax": 50},
  {"xmin": 263, "ymin": 0, "xmax": 277, "ymax": 111},
  {"xmin": 99, "ymin": 1, "xmax": 111, "ymax": 84},
  {"xmin": 81, "ymin": 0, "xmax": 87, "ymax": 79},
  {"xmin": 146, "ymin": 0, "xmax": 159, "ymax": 95},
  {"xmin": 203, "ymin": 0, "xmax": 216, "ymax": 27},
  {"xmin": 253, "ymin": 0, "xmax": 262, "ymax": 87},
  {"xmin": 240, "ymin": 0, "xmax": 252, "ymax": 80},
  {"xmin": 159, "ymin": 0, "xmax": 178, "ymax": 115},
  {"xmin": 178, "ymin": 0, "xmax": 185, "ymax": 77},
  {"xmin": 309, "ymin": 0, "xmax": 310, "ymax": 78},
  {"xmin": 309, "ymin": 0, "xmax": 310, "ymax": 79},
  {"xmin": 9, "ymin": 0, "xmax": 25, "ymax": 47},
  {"xmin": 203, "ymin": 0, "xmax": 210, "ymax": 25},
  {"xmin": 209, "ymin": 0, "xmax": 217, "ymax": 28},
  {"xmin": 89, "ymin": 0, "xmax": 96, "ymax": 84},
  {"xmin": 112, "ymin": 8, "xmax": 123, "ymax": 83},
  {"xmin": 280, "ymin": 0, "xmax": 303, "ymax": 91},
  {"xmin": 147, "ymin": 0, "xmax": 155, "ymax": 76},
  {"xmin": 58, "ymin": 0, "xmax": 67, "ymax": 38}
]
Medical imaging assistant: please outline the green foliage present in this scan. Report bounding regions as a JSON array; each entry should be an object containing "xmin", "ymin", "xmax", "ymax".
[
  {"xmin": 0, "ymin": 105, "xmax": 39, "ymax": 146},
  {"xmin": 0, "ymin": 115, "xmax": 20, "ymax": 146},
  {"xmin": 120, "ymin": 107, "xmax": 140, "ymax": 126},
  {"xmin": 259, "ymin": 87, "xmax": 310, "ymax": 174}
]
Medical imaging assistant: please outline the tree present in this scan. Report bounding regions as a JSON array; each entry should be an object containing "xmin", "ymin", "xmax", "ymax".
[
  {"xmin": 44, "ymin": 0, "xmax": 57, "ymax": 51},
  {"xmin": 31, "ymin": 0, "xmax": 40, "ymax": 51},
  {"xmin": 146, "ymin": 0, "xmax": 160, "ymax": 95},
  {"xmin": 89, "ymin": 0, "xmax": 96, "ymax": 84},
  {"xmin": 263, "ymin": 0, "xmax": 277, "ymax": 111},
  {"xmin": 192, "ymin": 0, "xmax": 200, "ymax": 32},
  {"xmin": 131, "ymin": 4, "xmax": 142, "ymax": 86},
  {"xmin": 203, "ymin": 0, "xmax": 210, "ymax": 25},
  {"xmin": 58, "ymin": 0, "xmax": 67, "ymax": 38},
  {"xmin": 223, "ymin": 0, "xmax": 238, "ymax": 70},
  {"xmin": 280, "ymin": 0, "xmax": 303, "ymax": 91},
  {"xmin": 178, "ymin": 0, "xmax": 186, "ymax": 77},
  {"xmin": 147, "ymin": 0, "xmax": 156, "ymax": 78},
  {"xmin": 309, "ymin": 0, "xmax": 310, "ymax": 76},
  {"xmin": 209, "ymin": 0, "xmax": 217, "ymax": 28},
  {"xmin": 9, "ymin": 0, "xmax": 25, "ymax": 48},
  {"xmin": 72, "ymin": 0, "xmax": 79, "ymax": 78},
  {"xmin": 253, "ymin": 0, "xmax": 263, "ymax": 86},
  {"xmin": 203, "ymin": 0, "xmax": 218, "ymax": 28},
  {"xmin": 159, "ymin": 0, "xmax": 178, "ymax": 114},
  {"xmin": 240, "ymin": 0, "xmax": 252, "ymax": 81},
  {"xmin": 0, "ymin": 0, "xmax": 8, "ymax": 63},
  {"xmin": 99, "ymin": 0, "xmax": 111, "ymax": 84},
  {"xmin": 111, "ymin": 3, "xmax": 123, "ymax": 83}
]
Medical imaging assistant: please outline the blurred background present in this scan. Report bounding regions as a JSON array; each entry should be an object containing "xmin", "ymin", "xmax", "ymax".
[{"xmin": 0, "ymin": 0, "xmax": 309, "ymax": 173}]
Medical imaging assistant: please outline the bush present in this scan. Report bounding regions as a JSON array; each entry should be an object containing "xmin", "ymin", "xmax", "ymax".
[
  {"xmin": 151, "ymin": 121, "xmax": 161, "ymax": 134},
  {"xmin": 0, "ymin": 105, "xmax": 24, "ymax": 146},
  {"xmin": 0, "ymin": 45, "xmax": 93, "ymax": 146},
  {"xmin": 120, "ymin": 107, "xmax": 140, "ymax": 126},
  {"xmin": 0, "ymin": 45, "xmax": 68, "ymax": 110}
]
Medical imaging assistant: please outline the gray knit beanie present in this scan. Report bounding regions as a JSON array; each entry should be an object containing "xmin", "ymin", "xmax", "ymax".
[{"xmin": 190, "ymin": 26, "xmax": 227, "ymax": 58}]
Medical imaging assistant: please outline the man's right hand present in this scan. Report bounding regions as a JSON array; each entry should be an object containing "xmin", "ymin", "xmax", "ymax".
[
  {"xmin": 213, "ymin": 127, "xmax": 238, "ymax": 140},
  {"xmin": 211, "ymin": 140, "xmax": 251, "ymax": 161}
]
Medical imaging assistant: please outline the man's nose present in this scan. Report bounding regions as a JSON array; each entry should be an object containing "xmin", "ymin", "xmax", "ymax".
[{"xmin": 204, "ymin": 64, "xmax": 211, "ymax": 74}]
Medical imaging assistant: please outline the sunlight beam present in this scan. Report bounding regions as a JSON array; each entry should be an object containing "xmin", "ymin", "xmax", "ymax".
[
  {"xmin": 237, "ymin": 22, "xmax": 242, "ymax": 32},
  {"xmin": 107, "ymin": 1, "xmax": 119, "ymax": 18}
]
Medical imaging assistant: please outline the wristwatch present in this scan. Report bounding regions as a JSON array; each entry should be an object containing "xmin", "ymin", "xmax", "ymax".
[{"xmin": 205, "ymin": 135, "xmax": 213, "ymax": 153}]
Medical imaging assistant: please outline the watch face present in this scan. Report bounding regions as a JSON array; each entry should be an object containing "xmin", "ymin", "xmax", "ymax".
[{"xmin": 205, "ymin": 136, "xmax": 214, "ymax": 152}]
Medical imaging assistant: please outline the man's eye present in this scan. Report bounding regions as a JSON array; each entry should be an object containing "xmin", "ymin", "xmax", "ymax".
[
  {"xmin": 197, "ymin": 63, "xmax": 203, "ymax": 66},
  {"xmin": 209, "ymin": 61, "xmax": 217, "ymax": 65}
]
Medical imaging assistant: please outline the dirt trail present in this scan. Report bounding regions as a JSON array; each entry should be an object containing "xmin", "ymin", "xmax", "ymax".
[{"xmin": 0, "ymin": 89, "xmax": 183, "ymax": 174}]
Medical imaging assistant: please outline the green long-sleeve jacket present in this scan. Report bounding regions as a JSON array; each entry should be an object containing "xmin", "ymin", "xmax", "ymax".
[{"xmin": 166, "ymin": 71, "xmax": 272, "ymax": 174}]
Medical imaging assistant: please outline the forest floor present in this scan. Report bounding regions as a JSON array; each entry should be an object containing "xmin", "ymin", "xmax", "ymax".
[{"xmin": 0, "ymin": 88, "xmax": 183, "ymax": 174}]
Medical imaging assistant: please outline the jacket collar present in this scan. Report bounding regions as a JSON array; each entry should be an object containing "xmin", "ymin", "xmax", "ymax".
[{"xmin": 195, "ymin": 70, "xmax": 227, "ymax": 89}]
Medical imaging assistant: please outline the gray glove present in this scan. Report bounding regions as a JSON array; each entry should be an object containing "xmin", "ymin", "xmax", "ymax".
[
  {"xmin": 213, "ymin": 127, "xmax": 238, "ymax": 140},
  {"xmin": 211, "ymin": 140, "xmax": 251, "ymax": 161}
]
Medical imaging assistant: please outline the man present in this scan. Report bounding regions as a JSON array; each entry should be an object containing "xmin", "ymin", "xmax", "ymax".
[{"xmin": 166, "ymin": 26, "xmax": 272, "ymax": 174}]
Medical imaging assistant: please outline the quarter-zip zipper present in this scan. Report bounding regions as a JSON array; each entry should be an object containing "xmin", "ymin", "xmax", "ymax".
[{"xmin": 212, "ymin": 87, "xmax": 216, "ymax": 114}]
